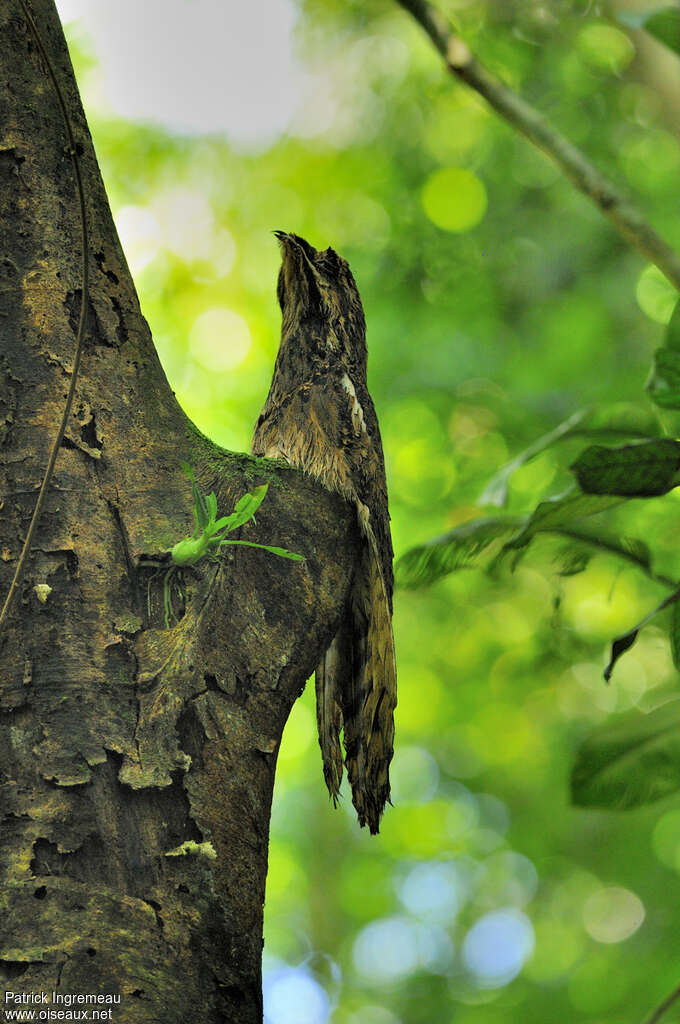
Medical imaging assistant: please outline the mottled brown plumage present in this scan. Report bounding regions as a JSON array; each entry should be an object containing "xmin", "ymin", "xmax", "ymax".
[{"xmin": 251, "ymin": 232, "xmax": 396, "ymax": 833}]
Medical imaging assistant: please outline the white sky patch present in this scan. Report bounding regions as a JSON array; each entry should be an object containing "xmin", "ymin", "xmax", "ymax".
[{"xmin": 55, "ymin": 0, "xmax": 309, "ymax": 145}]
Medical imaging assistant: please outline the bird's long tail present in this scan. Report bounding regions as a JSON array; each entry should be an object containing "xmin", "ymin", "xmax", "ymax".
[
  {"xmin": 315, "ymin": 527, "xmax": 396, "ymax": 834},
  {"xmin": 349, "ymin": 529, "xmax": 397, "ymax": 833}
]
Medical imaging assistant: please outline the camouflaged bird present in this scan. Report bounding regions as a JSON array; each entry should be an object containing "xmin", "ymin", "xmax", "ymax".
[{"xmin": 251, "ymin": 231, "xmax": 396, "ymax": 834}]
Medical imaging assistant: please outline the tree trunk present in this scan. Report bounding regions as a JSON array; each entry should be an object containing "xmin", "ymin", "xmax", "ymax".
[{"xmin": 0, "ymin": 2, "xmax": 358, "ymax": 1020}]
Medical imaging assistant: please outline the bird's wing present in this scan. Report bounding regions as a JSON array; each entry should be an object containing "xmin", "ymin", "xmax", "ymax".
[
  {"xmin": 251, "ymin": 368, "xmax": 396, "ymax": 832},
  {"xmin": 315, "ymin": 614, "xmax": 350, "ymax": 804}
]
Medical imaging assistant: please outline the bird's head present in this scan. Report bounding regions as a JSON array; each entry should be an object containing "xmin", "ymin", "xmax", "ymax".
[{"xmin": 273, "ymin": 232, "xmax": 365, "ymax": 342}]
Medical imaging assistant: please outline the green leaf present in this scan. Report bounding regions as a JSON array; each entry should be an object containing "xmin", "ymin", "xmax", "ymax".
[
  {"xmin": 221, "ymin": 539, "xmax": 304, "ymax": 560},
  {"xmin": 618, "ymin": 6, "xmax": 680, "ymax": 57},
  {"xmin": 221, "ymin": 484, "xmax": 270, "ymax": 533},
  {"xmin": 396, "ymin": 500, "xmax": 657, "ymax": 591},
  {"xmin": 648, "ymin": 347, "xmax": 680, "ymax": 409},
  {"xmin": 604, "ymin": 587, "xmax": 680, "ymax": 682},
  {"xmin": 480, "ymin": 404, "xmax": 661, "ymax": 507},
  {"xmin": 571, "ymin": 439, "xmax": 680, "ymax": 497},
  {"xmin": 205, "ymin": 491, "xmax": 218, "ymax": 524},
  {"xmin": 571, "ymin": 699, "xmax": 680, "ymax": 809},
  {"xmin": 505, "ymin": 490, "xmax": 620, "ymax": 550},
  {"xmin": 604, "ymin": 630, "xmax": 641, "ymax": 683},
  {"xmin": 395, "ymin": 516, "xmax": 526, "ymax": 588},
  {"xmin": 554, "ymin": 525, "xmax": 653, "ymax": 576}
]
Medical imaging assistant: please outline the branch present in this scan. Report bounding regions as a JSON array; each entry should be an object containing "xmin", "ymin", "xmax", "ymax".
[
  {"xmin": 644, "ymin": 982, "xmax": 680, "ymax": 1024},
  {"xmin": 395, "ymin": 0, "xmax": 680, "ymax": 292}
]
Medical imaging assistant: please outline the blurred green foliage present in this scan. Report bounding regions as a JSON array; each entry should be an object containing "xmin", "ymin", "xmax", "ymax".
[{"xmin": 64, "ymin": 0, "xmax": 680, "ymax": 1020}]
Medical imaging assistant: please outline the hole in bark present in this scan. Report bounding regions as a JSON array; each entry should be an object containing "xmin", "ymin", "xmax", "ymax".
[
  {"xmin": 111, "ymin": 295, "xmax": 127, "ymax": 345},
  {"xmin": 144, "ymin": 899, "xmax": 164, "ymax": 932},
  {"xmin": 64, "ymin": 289, "xmax": 82, "ymax": 334},
  {"xmin": 64, "ymin": 290, "xmax": 113, "ymax": 348},
  {"xmin": 0, "ymin": 961, "xmax": 29, "ymax": 979},
  {"xmin": 86, "ymin": 947, "xmax": 97, "ymax": 958},
  {"xmin": 177, "ymin": 883, "xmax": 189, "ymax": 894},
  {"xmin": 177, "ymin": 703, "xmax": 206, "ymax": 769},
  {"xmin": 94, "ymin": 250, "xmax": 119, "ymax": 285},
  {"xmin": 31, "ymin": 832, "xmax": 115, "ymax": 887},
  {"xmin": 131, "ymin": 989, "xmax": 143, "ymax": 998},
  {"xmin": 166, "ymin": 771, "xmax": 203, "ymax": 846},
  {"xmin": 31, "ymin": 838, "xmax": 60, "ymax": 876},
  {"xmin": 34, "ymin": 886, "xmax": 46, "ymax": 900},
  {"xmin": 80, "ymin": 414, "xmax": 102, "ymax": 450}
]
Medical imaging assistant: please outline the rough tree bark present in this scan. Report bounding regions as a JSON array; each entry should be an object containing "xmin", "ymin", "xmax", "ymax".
[{"xmin": 0, "ymin": 2, "xmax": 359, "ymax": 1021}]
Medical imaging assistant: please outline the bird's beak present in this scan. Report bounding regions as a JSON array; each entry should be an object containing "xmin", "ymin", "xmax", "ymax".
[{"xmin": 273, "ymin": 231, "xmax": 318, "ymax": 276}]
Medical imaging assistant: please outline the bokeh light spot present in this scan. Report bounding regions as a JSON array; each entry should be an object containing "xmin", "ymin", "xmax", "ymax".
[
  {"xmin": 398, "ymin": 861, "xmax": 463, "ymax": 923},
  {"xmin": 383, "ymin": 399, "xmax": 455, "ymax": 506},
  {"xmin": 477, "ymin": 851, "xmax": 538, "ymax": 909},
  {"xmin": 577, "ymin": 23, "xmax": 635, "ymax": 73},
  {"xmin": 189, "ymin": 308, "xmax": 251, "ymax": 372},
  {"xmin": 263, "ymin": 967, "xmax": 329, "ymax": 1024},
  {"xmin": 352, "ymin": 917, "xmax": 420, "ymax": 985},
  {"xmin": 421, "ymin": 167, "xmax": 487, "ymax": 233},
  {"xmin": 525, "ymin": 919, "xmax": 583, "ymax": 983},
  {"xmin": 462, "ymin": 909, "xmax": 535, "ymax": 988},
  {"xmin": 582, "ymin": 886, "xmax": 644, "ymax": 944},
  {"xmin": 152, "ymin": 187, "xmax": 215, "ymax": 263}
]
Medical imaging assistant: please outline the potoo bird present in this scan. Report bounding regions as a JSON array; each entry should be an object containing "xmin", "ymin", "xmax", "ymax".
[{"xmin": 251, "ymin": 232, "xmax": 396, "ymax": 834}]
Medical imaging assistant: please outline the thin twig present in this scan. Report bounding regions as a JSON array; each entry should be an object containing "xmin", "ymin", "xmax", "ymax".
[
  {"xmin": 644, "ymin": 982, "xmax": 680, "ymax": 1024},
  {"xmin": 395, "ymin": 0, "xmax": 680, "ymax": 292},
  {"xmin": 0, "ymin": 0, "xmax": 89, "ymax": 631}
]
